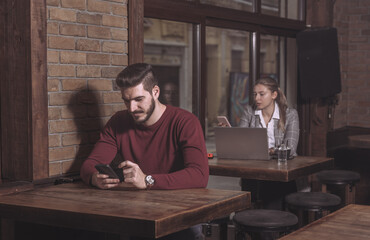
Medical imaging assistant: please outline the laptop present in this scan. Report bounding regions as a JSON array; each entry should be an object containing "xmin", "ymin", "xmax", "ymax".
[{"xmin": 214, "ymin": 127, "xmax": 270, "ymax": 160}]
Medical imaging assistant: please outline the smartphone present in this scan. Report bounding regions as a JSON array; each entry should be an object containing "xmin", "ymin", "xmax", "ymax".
[
  {"xmin": 217, "ymin": 116, "xmax": 231, "ymax": 127},
  {"xmin": 95, "ymin": 164, "xmax": 124, "ymax": 182}
]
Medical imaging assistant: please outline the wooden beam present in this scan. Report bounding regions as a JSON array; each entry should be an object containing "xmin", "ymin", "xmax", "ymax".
[
  {"xmin": 128, "ymin": 0, "xmax": 144, "ymax": 64},
  {"xmin": 0, "ymin": 0, "xmax": 48, "ymax": 181}
]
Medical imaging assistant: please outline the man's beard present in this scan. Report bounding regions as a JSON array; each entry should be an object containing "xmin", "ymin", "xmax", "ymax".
[{"xmin": 130, "ymin": 98, "xmax": 156, "ymax": 124}]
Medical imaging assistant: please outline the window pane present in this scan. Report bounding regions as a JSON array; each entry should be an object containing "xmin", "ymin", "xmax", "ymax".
[
  {"xmin": 206, "ymin": 27, "xmax": 251, "ymax": 153},
  {"xmin": 200, "ymin": 0, "xmax": 253, "ymax": 12},
  {"xmin": 262, "ymin": 0, "xmax": 300, "ymax": 20},
  {"xmin": 260, "ymin": 34, "xmax": 297, "ymax": 108},
  {"xmin": 143, "ymin": 18, "xmax": 193, "ymax": 112}
]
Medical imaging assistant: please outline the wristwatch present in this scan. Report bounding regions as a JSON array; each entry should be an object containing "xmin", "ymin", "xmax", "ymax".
[{"xmin": 145, "ymin": 175, "xmax": 155, "ymax": 189}]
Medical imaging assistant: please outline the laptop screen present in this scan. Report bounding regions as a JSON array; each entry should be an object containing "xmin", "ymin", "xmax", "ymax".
[{"xmin": 214, "ymin": 127, "xmax": 270, "ymax": 160}]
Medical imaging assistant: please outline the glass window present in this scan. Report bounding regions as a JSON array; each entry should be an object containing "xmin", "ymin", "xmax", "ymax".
[
  {"xmin": 200, "ymin": 0, "xmax": 253, "ymax": 12},
  {"xmin": 262, "ymin": 0, "xmax": 300, "ymax": 20},
  {"xmin": 260, "ymin": 34, "xmax": 297, "ymax": 108},
  {"xmin": 143, "ymin": 18, "xmax": 193, "ymax": 112},
  {"xmin": 206, "ymin": 27, "xmax": 251, "ymax": 153}
]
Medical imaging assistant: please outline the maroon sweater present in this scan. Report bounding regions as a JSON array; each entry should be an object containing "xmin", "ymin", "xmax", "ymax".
[{"xmin": 80, "ymin": 105, "xmax": 209, "ymax": 189}]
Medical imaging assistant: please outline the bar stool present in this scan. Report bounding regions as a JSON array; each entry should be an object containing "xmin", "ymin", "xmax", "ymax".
[
  {"xmin": 284, "ymin": 192, "xmax": 341, "ymax": 227},
  {"xmin": 316, "ymin": 170, "xmax": 360, "ymax": 205},
  {"xmin": 233, "ymin": 209, "xmax": 298, "ymax": 240}
]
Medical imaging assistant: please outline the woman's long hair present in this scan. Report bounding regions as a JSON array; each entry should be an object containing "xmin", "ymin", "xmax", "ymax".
[{"xmin": 253, "ymin": 77, "xmax": 288, "ymax": 131}]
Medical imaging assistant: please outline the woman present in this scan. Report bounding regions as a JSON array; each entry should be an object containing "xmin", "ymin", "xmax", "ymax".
[
  {"xmin": 239, "ymin": 77, "xmax": 300, "ymax": 210},
  {"xmin": 240, "ymin": 77, "xmax": 299, "ymax": 157}
]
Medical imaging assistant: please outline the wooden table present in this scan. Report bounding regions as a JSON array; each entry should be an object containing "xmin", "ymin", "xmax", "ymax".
[
  {"xmin": 280, "ymin": 204, "xmax": 370, "ymax": 240},
  {"xmin": 0, "ymin": 182, "xmax": 250, "ymax": 239},
  {"xmin": 209, "ymin": 156, "xmax": 334, "ymax": 182}
]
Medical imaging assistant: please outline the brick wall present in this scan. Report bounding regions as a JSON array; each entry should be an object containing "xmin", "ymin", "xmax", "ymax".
[
  {"xmin": 47, "ymin": 0, "xmax": 128, "ymax": 176},
  {"xmin": 333, "ymin": 0, "xmax": 370, "ymax": 129}
]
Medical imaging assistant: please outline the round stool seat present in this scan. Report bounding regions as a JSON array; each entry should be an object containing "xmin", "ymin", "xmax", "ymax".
[
  {"xmin": 316, "ymin": 170, "xmax": 360, "ymax": 185},
  {"xmin": 233, "ymin": 209, "xmax": 298, "ymax": 232},
  {"xmin": 285, "ymin": 192, "xmax": 341, "ymax": 211}
]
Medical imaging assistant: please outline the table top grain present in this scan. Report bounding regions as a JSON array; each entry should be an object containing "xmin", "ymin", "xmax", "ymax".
[
  {"xmin": 0, "ymin": 182, "xmax": 250, "ymax": 238},
  {"xmin": 209, "ymin": 156, "xmax": 334, "ymax": 182},
  {"xmin": 280, "ymin": 204, "xmax": 370, "ymax": 240}
]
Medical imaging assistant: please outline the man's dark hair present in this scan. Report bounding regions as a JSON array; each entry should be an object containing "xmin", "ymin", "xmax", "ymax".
[{"xmin": 116, "ymin": 63, "xmax": 158, "ymax": 92}]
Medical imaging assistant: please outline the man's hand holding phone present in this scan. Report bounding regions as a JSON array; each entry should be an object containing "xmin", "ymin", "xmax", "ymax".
[
  {"xmin": 119, "ymin": 160, "xmax": 147, "ymax": 189},
  {"xmin": 93, "ymin": 161, "xmax": 147, "ymax": 190},
  {"xmin": 93, "ymin": 164, "xmax": 123, "ymax": 189}
]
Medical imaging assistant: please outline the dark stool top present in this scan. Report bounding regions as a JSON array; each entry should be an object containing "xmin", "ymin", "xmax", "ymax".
[
  {"xmin": 316, "ymin": 170, "xmax": 361, "ymax": 185},
  {"xmin": 285, "ymin": 192, "xmax": 341, "ymax": 211},
  {"xmin": 233, "ymin": 209, "xmax": 298, "ymax": 232}
]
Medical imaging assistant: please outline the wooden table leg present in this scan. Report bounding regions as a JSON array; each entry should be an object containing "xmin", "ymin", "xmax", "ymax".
[{"xmin": 1, "ymin": 218, "xmax": 15, "ymax": 240}]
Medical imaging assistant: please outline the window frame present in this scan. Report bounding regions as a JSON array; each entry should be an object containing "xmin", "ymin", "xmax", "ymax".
[{"xmin": 129, "ymin": 0, "xmax": 306, "ymax": 129}]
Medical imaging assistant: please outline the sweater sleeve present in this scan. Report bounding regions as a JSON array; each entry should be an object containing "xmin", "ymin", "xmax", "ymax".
[
  {"xmin": 80, "ymin": 114, "xmax": 119, "ymax": 185},
  {"xmin": 150, "ymin": 114, "xmax": 209, "ymax": 189}
]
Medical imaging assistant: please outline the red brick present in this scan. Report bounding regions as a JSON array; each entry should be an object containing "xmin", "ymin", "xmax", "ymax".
[
  {"xmin": 101, "ymin": 66, "xmax": 122, "ymax": 78},
  {"xmin": 49, "ymin": 146, "xmax": 76, "ymax": 161},
  {"xmin": 47, "ymin": 22, "xmax": 59, "ymax": 34},
  {"xmin": 61, "ymin": 0, "xmax": 86, "ymax": 10},
  {"xmin": 77, "ymin": 66, "xmax": 101, "ymax": 77},
  {"xmin": 87, "ymin": 0, "xmax": 112, "ymax": 14},
  {"xmin": 112, "ymin": 104, "xmax": 126, "ymax": 112},
  {"xmin": 48, "ymin": 65, "xmax": 75, "ymax": 77},
  {"xmin": 61, "ymin": 79, "xmax": 87, "ymax": 90},
  {"xmin": 62, "ymin": 133, "xmax": 89, "ymax": 146},
  {"xmin": 48, "ymin": 36, "xmax": 75, "ymax": 50},
  {"xmin": 103, "ymin": 91, "xmax": 123, "ymax": 103},
  {"xmin": 49, "ymin": 134, "xmax": 62, "ymax": 147},
  {"xmin": 102, "ymin": 41, "xmax": 126, "ymax": 53},
  {"xmin": 87, "ymin": 26, "xmax": 111, "ymax": 39},
  {"xmin": 111, "ymin": 4, "xmax": 127, "ymax": 16},
  {"xmin": 102, "ymin": 15, "xmax": 126, "ymax": 28},
  {"xmin": 49, "ymin": 92, "xmax": 75, "ymax": 105},
  {"xmin": 77, "ymin": 12, "xmax": 102, "ymax": 25},
  {"xmin": 48, "ymin": 107, "xmax": 61, "ymax": 120},
  {"xmin": 60, "ymin": 23, "xmax": 86, "ymax": 37},
  {"xmin": 48, "ymin": 78, "xmax": 60, "ymax": 92},
  {"xmin": 49, "ymin": 8, "xmax": 77, "ymax": 22},
  {"xmin": 49, "ymin": 162, "xmax": 62, "ymax": 176},
  {"xmin": 111, "ymin": 29, "xmax": 127, "ymax": 40},
  {"xmin": 49, "ymin": 120, "xmax": 78, "ymax": 133},
  {"xmin": 61, "ymin": 105, "xmax": 88, "ymax": 119},
  {"xmin": 87, "ymin": 53, "xmax": 110, "ymax": 65},
  {"xmin": 60, "ymin": 51, "xmax": 86, "ymax": 64},
  {"xmin": 111, "ymin": 54, "xmax": 128, "ymax": 66},
  {"xmin": 76, "ymin": 39, "xmax": 100, "ymax": 52},
  {"xmin": 88, "ymin": 79, "xmax": 113, "ymax": 91},
  {"xmin": 48, "ymin": 50, "xmax": 59, "ymax": 63},
  {"xmin": 108, "ymin": 0, "xmax": 125, "ymax": 3},
  {"xmin": 47, "ymin": 0, "xmax": 60, "ymax": 7}
]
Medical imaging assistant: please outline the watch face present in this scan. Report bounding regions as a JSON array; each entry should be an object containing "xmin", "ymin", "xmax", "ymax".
[{"xmin": 146, "ymin": 175, "xmax": 155, "ymax": 185}]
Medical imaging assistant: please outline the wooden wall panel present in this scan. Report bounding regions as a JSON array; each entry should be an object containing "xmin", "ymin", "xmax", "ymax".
[{"xmin": 0, "ymin": 0, "xmax": 48, "ymax": 181}]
